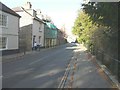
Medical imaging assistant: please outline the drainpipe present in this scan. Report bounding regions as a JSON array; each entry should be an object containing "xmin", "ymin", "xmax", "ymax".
[
  {"xmin": 44, "ymin": 23, "xmax": 46, "ymax": 48},
  {"xmin": 18, "ymin": 19, "xmax": 20, "ymax": 53}
]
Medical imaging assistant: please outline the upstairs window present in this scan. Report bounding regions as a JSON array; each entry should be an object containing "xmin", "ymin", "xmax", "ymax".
[
  {"xmin": 0, "ymin": 14, "xmax": 8, "ymax": 27},
  {"xmin": 39, "ymin": 24, "xmax": 42, "ymax": 32}
]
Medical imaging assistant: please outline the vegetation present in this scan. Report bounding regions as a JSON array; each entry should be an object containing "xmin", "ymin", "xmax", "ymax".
[{"xmin": 72, "ymin": 2, "xmax": 119, "ymax": 81}]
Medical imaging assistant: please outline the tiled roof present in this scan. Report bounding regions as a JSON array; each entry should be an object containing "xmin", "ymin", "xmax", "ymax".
[
  {"xmin": 0, "ymin": 2, "xmax": 21, "ymax": 17},
  {"xmin": 12, "ymin": 7, "xmax": 22, "ymax": 12},
  {"xmin": 12, "ymin": 7, "xmax": 32, "ymax": 12},
  {"xmin": 13, "ymin": 6, "xmax": 44, "ymax": 23}
]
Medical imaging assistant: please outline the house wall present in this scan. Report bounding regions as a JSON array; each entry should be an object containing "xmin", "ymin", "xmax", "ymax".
[
  {"xmin": 41, "ymin": 23, "xmax": 44, "ymax": 47},
  {"xmin": 26, "ymin": 9, "xmax": 36, "ymax": 17},
  {"xmin": 57, "ymin": 30, "xmax": 66, "ymax": 45},
  {"xmin": 17, "ymin": 11, "xmax": 33, "ymax": 27},
  {"xmin": 32, "ymin": 19, "xmax": 44, "ymax": 47},
  {"xmin": 0, "ymin": 11, "xmax": 19, "ymax": 50},
  {"xmin": 44, "ymin": 23, "xmax": 58, "ymax": 47},
  {"xmin": 19, "ymin": 24, "xmax": 32, "ymax": 51},
  {"xmin": 16, "ymin": 10, "xmax": 45, "ymax": 48}
]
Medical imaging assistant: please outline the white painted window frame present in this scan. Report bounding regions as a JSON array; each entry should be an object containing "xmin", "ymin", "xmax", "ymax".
[
  {"xmin": 0, "ymin": 14, "xmax": 8, "ymax": 28},
  {"xmin": 0, "ymin": 36, "xmax": 8, "ymax": 50}
]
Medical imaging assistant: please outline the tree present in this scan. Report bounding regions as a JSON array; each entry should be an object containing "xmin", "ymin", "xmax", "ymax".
[
  {"xmin": 72, "ymin": 10, "xmax": 97, "ymax": 49},
  {"xmin": 72, "ymin": 2, "xmax": 119, "ymax": 80}
]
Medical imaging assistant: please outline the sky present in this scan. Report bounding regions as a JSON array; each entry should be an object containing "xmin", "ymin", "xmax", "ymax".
[{"xmin": 1, "ymin": 0, "xmax": 83, "ymax": 35}]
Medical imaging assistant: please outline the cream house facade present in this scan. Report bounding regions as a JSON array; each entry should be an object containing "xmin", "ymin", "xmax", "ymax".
[
  {"xmin": 12, "ymin": 2, "xmax": 45, "ymax": 51},
  {"xmin": 0, "ymin": 2, "xmax": 20, "ymax": 55}
]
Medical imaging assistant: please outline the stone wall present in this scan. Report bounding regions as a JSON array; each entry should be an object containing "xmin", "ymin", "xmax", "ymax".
[{"xmin": 19, "ymin": 24, "xmax": 32, "ymax": 52}]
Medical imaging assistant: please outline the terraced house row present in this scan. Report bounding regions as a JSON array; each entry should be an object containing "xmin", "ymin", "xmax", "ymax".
[{"xmin": 0, "ymin": 2, "xmax": 66, "ymax": 55}]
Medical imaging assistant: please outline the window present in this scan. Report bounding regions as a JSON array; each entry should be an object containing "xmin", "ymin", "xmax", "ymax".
[
  {"xmin": 0, "ymin": 14, "xmax": 8, "ymax": 27},
  {"xmin": 39, "ymin": 24, "xmax": 42, "ymax": 32},
  {"xmin": 39, "ymin": 36, "xmax": 41, "ymax": 43},
  {"xmin": 0, "ymin": 37, "xmax": 7, "ymax": 49}
]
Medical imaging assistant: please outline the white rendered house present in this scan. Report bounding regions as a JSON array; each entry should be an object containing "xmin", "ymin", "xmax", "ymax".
[
  {"xmin": 12, "ymin": 2, "xmax": 45, "ymax": 50},
  {"xmin": 0, "ymin": 2, "xmax": 20, "ymax": 55}
]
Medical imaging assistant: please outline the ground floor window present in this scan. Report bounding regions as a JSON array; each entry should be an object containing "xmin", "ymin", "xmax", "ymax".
[{"xmin": 0, "ymin": 37, "xmax": 7, "ymax": 49}]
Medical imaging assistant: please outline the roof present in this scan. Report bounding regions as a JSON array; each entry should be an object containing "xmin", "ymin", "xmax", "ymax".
[
  {"xmin": 34, "ymin": 17, "xmax": 44, "ymax": 23},
  {"xmin": 12, "ymin": 7, "xmax": 22, "ymax": 12},
  {"xmin": 12, "ymin": 7, "xmax": 32, "ymax": 12},
  {"xmin": 0, "ymin": 2, "xmax": 21, "ymax": 17},
  {"xmin": 12, "ymin": 6, "xmax": 44, "ymax": 23}
]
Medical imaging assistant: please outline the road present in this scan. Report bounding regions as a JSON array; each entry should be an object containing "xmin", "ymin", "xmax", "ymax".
[
  {"xmin": 2, "ymin": 43, "xmax": 114, "ymax": 88},
  {"xmin": 2, "ymin": 44, "xmax": 74, "ymax": 88}
]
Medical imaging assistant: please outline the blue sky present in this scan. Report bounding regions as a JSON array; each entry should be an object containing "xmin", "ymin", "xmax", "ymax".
[{"xmin": 1, "ymin": 0, "xmax": 83, "ymax": 35}]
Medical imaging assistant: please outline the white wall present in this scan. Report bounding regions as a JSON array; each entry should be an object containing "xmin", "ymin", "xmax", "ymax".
[
  {"xmin": 32, "ymin": 19, "xmax": 44, "ymax": 47},
  {"xmin": 0, "ymin": 11, "xmax": 19, "ymax": 36},
  {"xmin": 17, "ymin": 11, "xmax": 33, "ymax": 27},
  {"xmin": 0, "ymin": 11, "xmax": 19, "ymax": 50},
  {"xmin": 16, "ymin": 9, "xmax": 45, "ymax": 47},
  {"xmin": 41, "ymin": 23, "xmax": 44, "ymax": 46},
  {"xmin": 0, "ymin": 34, "xmax": 18, "ymax": 50}
]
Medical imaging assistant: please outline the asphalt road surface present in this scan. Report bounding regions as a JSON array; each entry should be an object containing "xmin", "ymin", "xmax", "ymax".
[
  {"xmin": 2, "ymin": 43, "xmax": 114, "ymax": 88},
  {"xmin": 2, "ymin": 44, "xmax": 75, "ymax": 88}
]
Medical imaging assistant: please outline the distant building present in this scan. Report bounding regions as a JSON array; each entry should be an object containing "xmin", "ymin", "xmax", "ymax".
[
  {"xmin": 36, "ymin": 10, "xmax": 59, "ymax": 48},
  {"xmin": 44, "ymin": 21, "xmax": 58, "ymax": 47},
  {"xmin": 57, "ymin": 29, "xmax": 67, "ymax": 45},
  {"xmin": 12, "ymin": 2, "xmax": 45, "ymax": 51},
  {"xmin": 0, "ymin": 2, "xmax": 21, "ymax": 55},
  {"xmin": 60, "ymin": 25, "xmax": 68, "ymax": 39}
]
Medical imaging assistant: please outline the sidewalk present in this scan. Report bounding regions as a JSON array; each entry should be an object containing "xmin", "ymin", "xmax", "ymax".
[
  {"xmin": 2, "ymin": 47, "xmax": 55, "ymax": 63},
  {"xmin": 64, "ymin": 44, "xmax": 119, "ymax": 89},
  {"xmin": 2, "ymin": 50, "xmax": 35, "ymax": 63}
]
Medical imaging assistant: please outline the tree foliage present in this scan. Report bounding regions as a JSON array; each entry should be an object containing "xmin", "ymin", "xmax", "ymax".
[
  {"xmin": 82, "ymin": 2, "xmax": 118, "ymax": 28},
  {"xmin": 72, "ymin": 11, "xmax": 95, "ymax": 44},
  {"xmin": 72, "ymin": 2, "xmax": 118, "ymax": 54},
  {"xmin": 81, "ymin": 2, "xmax": 118, "ymax": 56},
  {"xmin": 72, "ymin": 2, "xmax": 119, "ymax": 77}
]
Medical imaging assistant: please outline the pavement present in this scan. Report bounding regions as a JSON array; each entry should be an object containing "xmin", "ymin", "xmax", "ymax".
[
  {"xmin": 61, "ymin": 44, "xmax": 119, "ymax": 89},
  {"xmin": 2, "ymin": 46, "xmax": 59, "ymax": 63}
]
